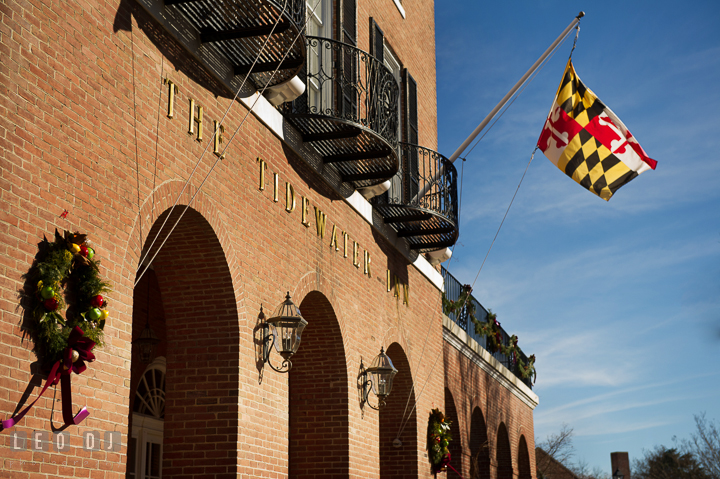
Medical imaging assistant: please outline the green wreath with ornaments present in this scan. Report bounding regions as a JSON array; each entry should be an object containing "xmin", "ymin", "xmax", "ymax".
[
  {"xmin": 427, "ymin": 408, "xmax": 453, "ymax": 474},
  {"xmin": 25, "ymin": 230, "xmax": 111, "ymax": 367}
]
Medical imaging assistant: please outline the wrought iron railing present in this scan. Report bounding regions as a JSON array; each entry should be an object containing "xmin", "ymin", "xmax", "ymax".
[
  {"xmin": 442, "ymin": 267, "xmax": 533, "ymax": 389},
  {"xmin": 374, "ymin": 143, "xmax": 458, "ymax": 226},
  {"xmin": 281, "ymin": 36, "xmax": 400, "ymax": 151}
]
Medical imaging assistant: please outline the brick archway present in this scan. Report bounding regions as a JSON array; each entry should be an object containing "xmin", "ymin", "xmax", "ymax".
[
  {"xmin": 132, "ymin": 206, "xmax": 241, "ymax": 478},
  {"xmin": 470, "ymin": 407, "xmax": 491, "ymax": 479},
  {"xmin": 496, "ymin": 423, "xmax": 513, "ymax": 479},
  {"xmin": 444, "ymin": 388, "xmax": 463, "ymax": 478},
  {"xmin": 518, "ymin": 435, "xmax": 532, "ymax": 479},
  {"xmin": 289, "ymin": 291, "xmax": 350, "ymax": 478},
  {"xmin": 380, "ymin": 343, "xmax": 418, "ymax": 479}
]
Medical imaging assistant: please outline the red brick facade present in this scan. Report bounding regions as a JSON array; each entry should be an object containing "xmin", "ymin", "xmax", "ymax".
[{"xmin": 0, "ymin": 0, "xmax": 537, "ymax": 477}]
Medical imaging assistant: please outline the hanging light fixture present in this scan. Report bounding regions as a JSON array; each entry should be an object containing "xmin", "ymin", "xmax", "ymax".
[
  {"xmin": 612, "ymin": 469, "xmax": 624, "ymax": 479},
  {"xmin": 133, "ymin": 273, "xmax": 160, "ymax": 363},
  {"xmin": 358, "ymin": 347, "xmax": 398, "ymax": 410},
  {"xmin": 260, "ymin": 292, "xmax": 307, "ymax": 373}
]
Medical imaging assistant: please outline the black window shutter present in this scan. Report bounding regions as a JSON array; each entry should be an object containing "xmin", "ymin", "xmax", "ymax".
[
  {"xmin": 404, "ymin": 69, "xmax": 419, "ymax": 199},
  {"xmin": 338, "ymin": 0, "xmax": 357, "ymax": 117},
  {"xmin": 339, "ymin": 0, "xmax": 356, "ymax": 46},
  {"xmin": 370, "ymin": 18, "xmax": 384, "ymax": 63}
]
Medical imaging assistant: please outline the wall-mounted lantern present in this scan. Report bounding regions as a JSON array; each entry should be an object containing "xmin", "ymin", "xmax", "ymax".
[
  {"xmin": 612, "ymin": 469, "xmax": 624, "ymax": 479},
  {"xmin": 260, "ymin": 292, "xmax": 307, "ymax": 373},
  {"xmin": 358, "ymin": 347, "xmax": 398, "ymax": 410},
  {"xmin": 133, "ymin": 320, "xmax": 160, "ymax": 364}
]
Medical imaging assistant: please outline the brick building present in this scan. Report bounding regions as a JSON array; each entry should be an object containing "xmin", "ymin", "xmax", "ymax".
[{"xmin": 0, "ymin": 0, "xmax": 538, "ymax": 477}]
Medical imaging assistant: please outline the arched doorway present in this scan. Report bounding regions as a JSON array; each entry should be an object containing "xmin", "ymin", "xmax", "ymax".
[
  {"xmin": 380, "ymin": 343, "xmax": 417, "ymax": 478},
  {"xmin": 470, "ymin": 407, "xmax": 490, "ymax": 479},
  {"xmin": 444, "ymin": 388, "xmax": 463, "ymax": 478},
  {"xmin": 518, "ymin": 435, "xmax": 532, "ymax": 479},
  {"xmin": 496, "ymin": 423, "xmax": 513, "ymax": 479},
  {"xmin": 128, "ymin": 207, "xmax": 240, "ymax": 478},
  {"xmin": 289, "ymin": 291, "xmax": 349, "ymax": 478}
]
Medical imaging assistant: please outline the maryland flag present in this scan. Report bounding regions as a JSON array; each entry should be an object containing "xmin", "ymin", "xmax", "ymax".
[{"xmin": 538, "ymin": 59, "xmax": 657, "ymax": 200}]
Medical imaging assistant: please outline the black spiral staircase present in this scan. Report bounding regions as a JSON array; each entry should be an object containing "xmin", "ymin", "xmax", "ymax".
[
  {"xmin": 281, "ymin": 36, "xmax": 400, "ymax": 188},
  {"xmin": 164, "ymin": 0, "xmax": 307, "ymax": 88},
  {"xmin": 372, "ymin": 144, "xmax": 459, "ymax": 253}
]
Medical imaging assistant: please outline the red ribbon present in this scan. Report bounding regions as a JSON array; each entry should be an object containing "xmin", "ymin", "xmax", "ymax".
[{"xmin": 2, "ymin": 326, "xmax": 94, "ymax": 430}]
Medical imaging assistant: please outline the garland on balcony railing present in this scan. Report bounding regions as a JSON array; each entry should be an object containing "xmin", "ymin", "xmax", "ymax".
[
  {"xmin": 441, "ymin": 283, "xmax": 476, "ymax": 321},
  {"xmin": 442, "ymin": 286, "xmax": 536, "ymax": 384}
]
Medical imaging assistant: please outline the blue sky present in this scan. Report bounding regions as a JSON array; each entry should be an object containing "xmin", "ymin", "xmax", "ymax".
[{"xmin": 435, "ymin": 1, "xmax": 720, "ymax": 474}]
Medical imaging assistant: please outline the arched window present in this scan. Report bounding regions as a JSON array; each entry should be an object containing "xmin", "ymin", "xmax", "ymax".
[{"xmin": 133, "ymin": 363, "xmax": 165, "ymax": 418}]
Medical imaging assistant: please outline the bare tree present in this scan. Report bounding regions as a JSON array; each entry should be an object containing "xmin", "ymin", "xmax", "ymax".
[
  {"xmin": 573, "ymin": 458, "xmax": 609, "ymax": 479},
  {"xmin": 679, "ymin": 413, "xmax": 720, "ymax": 479},
  {"xmin": 536, "ymin": 424, "xmax": 575, "ymax": 478}
]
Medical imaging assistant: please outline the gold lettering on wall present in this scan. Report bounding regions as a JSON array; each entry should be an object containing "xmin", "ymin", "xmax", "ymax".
[
  {"xmin": 188, "ymin": 99, "xmax": 203, "ymax": 141},
  {"xmin": 273, "ymin": 173, "xmax": 279, "ymax": 202},
  {"xmin": 213, "ymin": 121, "xmax": 225, "ymax": 158},
  {"xmin": 353, "ymin": 242, "xmax": 359, "ymax": 268},
  {"xmin": 301, "ymin": 197, "xmax": 310, "ymax": 227},
  {"xmin": 329, "ymin": 225, "xmax": 339, "ymax": 250},
  {"xmin": 314, "ymin": 207, "xmax": 326, "ymax": 238},
  {"xmin": 257, "ymin": 158, "xmax": 266, "ymax": 190},
  {"xmin": 364, "ymin": 250, "xmax": 371, "ymax": 276},
  {"xmin": 285, "ymin": 182, "xmax": 296, "ymax": 212},
  {"xmin": 403, "ymin": 284, "xmax": 409, "ymax": 305},
  {"xmin": 343, "ymin": 232, "xmax": 349, "ymax": 258},
  {"xmin": 387, "ymin": 270, "xmax": 391, "ymax": 292},
  {"xmin": 163, "ymin": 78, "xmax": 178, "ymax": 119}
]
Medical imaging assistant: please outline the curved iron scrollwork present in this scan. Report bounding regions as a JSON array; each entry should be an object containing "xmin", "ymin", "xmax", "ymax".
[
  {"xmin": 268, "ymin": 0, "xmax": 305, "ymax": 29},
  {"xmin": 282, "ymin": 36, "xmax": 400, "ymax": 151},
  {"xmin": 377, "ymin": 144, "xmax": 459, "ymax": 222}
]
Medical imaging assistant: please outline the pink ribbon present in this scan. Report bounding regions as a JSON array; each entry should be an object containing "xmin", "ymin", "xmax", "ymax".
[{"xmin": 2, "ymin": 326, "xmax": 93, "ymax": 430}]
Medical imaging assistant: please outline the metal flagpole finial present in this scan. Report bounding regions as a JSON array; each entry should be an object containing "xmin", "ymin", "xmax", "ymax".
[{"xmin": 577, "ymin": 11, "xmax": 585, "ymax": 19}]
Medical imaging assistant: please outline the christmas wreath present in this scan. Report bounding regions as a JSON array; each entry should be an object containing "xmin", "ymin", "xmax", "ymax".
[
  {"xmin": 28, "ymin": 230, "xmax": 110, "ymax": 365},
  {"xmin": 427, "ymin": 408, "xmax": 453, "ymax": 474},
  {"xmin": 2, "ymin": 230, "xmax": 111, "ymax": 430}
]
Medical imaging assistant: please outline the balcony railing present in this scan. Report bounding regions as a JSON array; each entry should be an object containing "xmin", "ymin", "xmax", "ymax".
[
  {"xmin": 281, "ymin": 36, "xmax": 400, "ymax": 188},
  {"xmin": 442, "ymin": 267, "xmax": 533, "ymax": 389},
  {"xmin": 165, "ymin": 0, "xmax": 306, "ymax": 88},
  {"xmin": 372, "ymin": 144, "xmax": 459, "ymax": 253}
]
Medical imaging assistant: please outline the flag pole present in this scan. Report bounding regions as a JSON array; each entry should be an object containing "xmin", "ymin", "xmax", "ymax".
[{"xmin": 416, "ymin": 11, "xmax": 584, "ymax": 199}]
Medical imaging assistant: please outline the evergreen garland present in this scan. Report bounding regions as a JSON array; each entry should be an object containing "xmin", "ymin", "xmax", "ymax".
[
  {"xmin": 442, "ymin": 285, "xmax": 536, "ymax": 383},
  {"xmin": 24, "ymin": 230, "xmax": 111, "ymax": 367}
]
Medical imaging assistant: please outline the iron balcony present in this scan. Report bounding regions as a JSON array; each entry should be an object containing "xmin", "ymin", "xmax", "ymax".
[
  {"xmin": 281, "ymin": 36, "xmax": 400, "ymax": 188},
  {"xmin": 372, "ymin": 144, "xmax": 459, "ymax": 253},
  {"xmin": 164, "ymin": 0, "xmax": 306, "ymax": 88}
]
